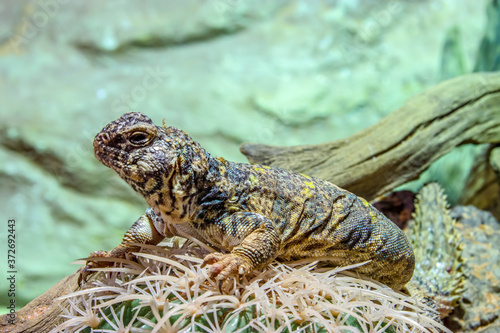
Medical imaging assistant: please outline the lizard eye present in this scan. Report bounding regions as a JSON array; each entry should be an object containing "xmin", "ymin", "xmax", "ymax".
[{"xmin": 129, "ymin": 131, "xmax": 152, "ymax": 146}]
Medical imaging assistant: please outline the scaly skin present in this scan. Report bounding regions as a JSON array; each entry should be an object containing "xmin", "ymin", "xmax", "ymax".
[
  {"xmin": 82, "ymin": 112, "xmax": 415, "ymax": 290},
  {"xmin": 407, "ymin": 182, "xmax": 464, "ymax": 318}
]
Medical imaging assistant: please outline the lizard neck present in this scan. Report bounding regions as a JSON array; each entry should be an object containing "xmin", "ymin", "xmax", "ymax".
[{"xmin": 143, "ymin": 143, "xmax": 226, "ymax": 222}]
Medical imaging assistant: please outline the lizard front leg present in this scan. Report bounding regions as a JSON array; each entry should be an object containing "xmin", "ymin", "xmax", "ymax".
[
  {"xmin": 80, "ymin": 208, "xmax": 167, "ymax": 283},
  {"xmin": 202, "ymin": 212, "xmax": 281, "ymax": 280}
]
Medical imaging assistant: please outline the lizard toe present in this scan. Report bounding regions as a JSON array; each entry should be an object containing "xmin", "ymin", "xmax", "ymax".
[
  {"xmin": 203, "ymin": 253, "xmax": 251, "ymax": 280},
  {"xmin": 201, "ymin": 252, "xmax": 224, "ymax": 267}
]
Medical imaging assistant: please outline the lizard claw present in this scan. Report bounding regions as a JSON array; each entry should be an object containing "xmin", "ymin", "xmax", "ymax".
[
  {"xmin": 202, "ymin": 252, "xmax": 252, "ymax": 281},
  {"xmin": 217, "ymin": 280, "xmax": 224, "ymax": 294},
  {"xmin": 78, "ymin": 243, "xmax": 140, "ymax": 285}
]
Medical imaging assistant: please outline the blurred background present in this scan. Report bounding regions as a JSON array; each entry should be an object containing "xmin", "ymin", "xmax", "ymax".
[{"xmin": 0, "ymin": 0, "xmax": 497, "ymax": 310}]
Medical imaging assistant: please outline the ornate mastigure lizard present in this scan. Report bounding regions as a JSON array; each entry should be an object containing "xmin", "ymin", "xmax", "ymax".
[{"xmin": 83, "ymin": 112, "xmax": 415, "ymax": 290}]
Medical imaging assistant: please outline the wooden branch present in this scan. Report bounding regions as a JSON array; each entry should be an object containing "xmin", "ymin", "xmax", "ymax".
[
  {"xmin": 459, "ymin": 145, "xmax": 500, "ymax": 218},
  {"xmin": 240, "ymin": 73, "xmax": 500, "ymax": 201},
  {"xmin": 0, "ymin": 269, "xmax": 82, "ymax": 333}
]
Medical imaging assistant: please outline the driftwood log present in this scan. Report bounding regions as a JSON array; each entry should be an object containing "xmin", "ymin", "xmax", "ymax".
[
  {"xmin": 0, "ymin": 270, "xmax": 82, "ymax": 333},
  {"xmin": 459, "ymin": 144, "xmax": 500, "ymax": 218},
  {"xmin": 241, "ymin": 72, "xmax": 500, "ymax": 201},
  {"xmin": 2, "ymin": 72, "xmax": 500, "ymax": 332}
]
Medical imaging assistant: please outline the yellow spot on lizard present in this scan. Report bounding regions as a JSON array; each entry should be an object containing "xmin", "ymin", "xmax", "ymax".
[
  {"xmin": 253, "ymin": 165, "xmax": 270, "ymax": 173},
  {"xmin": 303, "ymin": 181, "xmax": 315, "ymax": 197},
  {"xmin": 217, "ymin": 157, "xmax": 229, "ymax": 175},
  {"xmin": 219, "ymin": 164, "xmax": 227, "ymax": 176},
  {"xmin": 217, "ymin": 157, "xmax": 228, "ymax": 165},
  {"xmin": 248, "ymin": 174, "xmax": 259, "ymax": 186},
  {"xmin": 360, "ymin": 198, "xmax": 376, "ymax": 220}
]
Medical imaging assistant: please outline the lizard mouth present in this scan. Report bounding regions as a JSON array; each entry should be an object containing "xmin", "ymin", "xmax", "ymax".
[
  {"xmin": 94, "ymin": 132, "xmax": 110, "ymax": 163},
  {"xmin": 93, "ymin": 132, "xmax": 124, "ymax": 170}
]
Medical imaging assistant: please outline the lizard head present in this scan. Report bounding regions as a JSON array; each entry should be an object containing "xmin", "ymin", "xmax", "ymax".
[{"xmin": 93, "ymin": 112, "xmax": 189, "ymax": 195}]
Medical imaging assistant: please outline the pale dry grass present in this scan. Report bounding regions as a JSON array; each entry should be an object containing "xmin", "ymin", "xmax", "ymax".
[{"xmin": 52, "ymin": 239, "xmax": 448, "ymax": 333}]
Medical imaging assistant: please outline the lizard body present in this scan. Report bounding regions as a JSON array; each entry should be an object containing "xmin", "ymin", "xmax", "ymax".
[{"xmin": 85, "ymin": 112, "xmax": 415, "ymax": 290}]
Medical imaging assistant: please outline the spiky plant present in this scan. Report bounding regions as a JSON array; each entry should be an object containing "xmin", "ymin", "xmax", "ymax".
[
  {"xmin": 51, "ymin": 237, "xmax": 447, "ymax": 333},
  {"xmin": 407, "ymin": 182, "xmax": 465, "ymax": 318}
]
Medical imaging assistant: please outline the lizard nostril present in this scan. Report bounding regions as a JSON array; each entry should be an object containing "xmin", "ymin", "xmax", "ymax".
[{"xmin": 98, "ymin": 132, "xmax": 110, "ymax": 142}]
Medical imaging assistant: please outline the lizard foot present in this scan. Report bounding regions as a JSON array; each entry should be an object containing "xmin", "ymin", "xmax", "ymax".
[
  {"xmin": 78, "ymin": 243, "xmax": 140, "ymax": 285},
  {"xmin": 78, "ymin": 250, "xmax": 115, "ymax": 285},
  {"xmin": 202, "ymin": 252, "xmax": 252, "ymax": 281}
]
